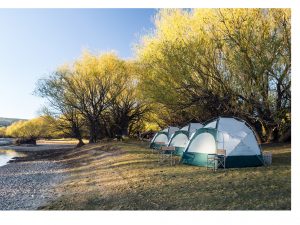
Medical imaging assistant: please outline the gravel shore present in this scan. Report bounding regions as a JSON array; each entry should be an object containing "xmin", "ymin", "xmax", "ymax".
[{"xmin": 0, "ymin": 144, "xmax": 74, "ymax": 210}]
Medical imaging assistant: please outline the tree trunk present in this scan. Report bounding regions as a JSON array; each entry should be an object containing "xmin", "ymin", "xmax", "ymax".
[
  {"xmin": 265, "ymin": 125, "xmax": 278, "ymax": 143},
  {"xmin": 72, "ymin": 123, "xmax": 84, "ymax": 147},
  {"xmin": 76, "ymin": 138, "xmax": 85, "ymax": 148},
  {"xmin": 120, "ymin": 119, "xmax": 129, "ymax": 137},
  {"xmin": 89, "ymin": 121, "xmax": 98, "ymax": 143}
]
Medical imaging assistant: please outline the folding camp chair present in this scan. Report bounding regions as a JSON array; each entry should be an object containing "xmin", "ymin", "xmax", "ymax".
[
  {"xmin": 152, "ymin": 142, "xmax": 165, "ymax": 154},
  {"xmin": 207, "ymin": 149, "xmax": 226, "ymax": 171},
  {"xmin": 207, "ymin": 154, "xmax": 217, "ymax": 170},
  {"xmin": 262, "ymin": 152, "xmax": 272, "ymax": 166},
  {"xmin": 217, "ymin": 149, "xmax": 226, "ymax": 169},
  {"xmin": 158, "ymin": 146, "xmax": 176, "ymax": 166}
]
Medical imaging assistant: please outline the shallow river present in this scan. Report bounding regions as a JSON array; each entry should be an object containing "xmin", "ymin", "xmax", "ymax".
[{"xmin": 0, "ymin": 150, "xmax": 22, "ymax": 167}]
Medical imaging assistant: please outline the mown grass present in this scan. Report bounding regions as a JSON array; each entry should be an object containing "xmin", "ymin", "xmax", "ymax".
[{"xmin": 41, "ymin": 141, "xmax": 291, "ymax": 210}]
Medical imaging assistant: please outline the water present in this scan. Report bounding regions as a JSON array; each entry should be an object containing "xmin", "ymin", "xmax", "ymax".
[
  {"xmin": 0, "ymin": 138, "xmax": 13, "ymax": 146},
  {"xmin": 0, "ymin": 150, "xmax": 22, "ymax": 167}
]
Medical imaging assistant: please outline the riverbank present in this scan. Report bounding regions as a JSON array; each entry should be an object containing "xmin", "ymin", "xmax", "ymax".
[
  {"xmin": 42, "ymin": 141, "xmax": 291, "ymax": 210},
  {"xmin": 0, "ymin": 140, "xmax": 291, "ymax": 210},
  {"xmin": 0, "ymin": 141, "xmax": 75, "ymax": 210},
  {"xmin": 0, "ymin": 139, "xmax": 76, "ymax": 152}
]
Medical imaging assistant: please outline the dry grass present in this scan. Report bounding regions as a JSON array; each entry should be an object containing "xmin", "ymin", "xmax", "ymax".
[
  {"xmin": 41, "ymin": 140, "xmax": 291, "ymax": 210},
  {"xmin": 38, "ymin": 138, "xmax": 89, "ymax": 145}
]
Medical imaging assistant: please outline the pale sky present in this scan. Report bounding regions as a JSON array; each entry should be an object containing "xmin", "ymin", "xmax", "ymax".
[{"xmin": 0, "ymin": 9, "xmax": 155, "ymax": 119}]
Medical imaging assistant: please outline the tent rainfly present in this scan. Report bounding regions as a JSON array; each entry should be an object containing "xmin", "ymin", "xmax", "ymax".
[
  {"xmin": 150, "ymin": 126, "xmax": 179, "ymax": 149},
  {"xmin": 181, "ymin": 117, "xmax": 264, "ymax": 168},
  {"xmin": 168, "ymin": 123, "xmax": 203, "ymax": 156}
]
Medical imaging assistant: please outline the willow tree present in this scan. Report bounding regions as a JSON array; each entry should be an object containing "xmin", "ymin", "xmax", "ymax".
[
  {"xmin": 214, "ymin": 9, "xmax": 291, "ymax": 141},
  {"xmin": 0, "ymin": 127, "xmax": 6, "ymax": 138},
  {"xmin": 5, "ymin": 117, "xmax": 53, "ymax": 140},
  {"xmin": 106, "ymin": 62, "xmax": 150, "ymax": 137},
  {"xmin": 51, "ymin": 52, "xmax": 129, "ymax": 143},
  {"xmin": 38, "ymin": 52, "xmax": 150, "ymax": 142},
  {"xmin": 36, "ymin": 67, "xmax": 86, "ymax": 147},
  {"xmin": 137, "ymin": 9, "xmax": 233, "ymax": 125},
  {"xmin": 137, "ymin": 9, "xmax": 291, "ymax": 142}
]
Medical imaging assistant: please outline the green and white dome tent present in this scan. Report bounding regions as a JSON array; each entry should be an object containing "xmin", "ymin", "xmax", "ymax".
[
  {"xmin": 150, "ymin": 126, "xmax": 179, "ymax": 149},
  {"xmin": 181, "ymin": 117, "xmax": 264, "ymax": 168},
  {"xmin": 168, "ymin": 123, "xmax": 203, "ymax": 156}
]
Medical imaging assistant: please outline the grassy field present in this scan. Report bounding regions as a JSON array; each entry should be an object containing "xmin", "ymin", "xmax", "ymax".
[{"xmin": 41, "ymin": 140, "xmax": 291, "ymax": 210}]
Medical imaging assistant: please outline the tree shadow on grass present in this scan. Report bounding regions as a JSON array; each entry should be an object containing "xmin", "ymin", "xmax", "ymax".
[{"xmin": 272, "ymin": 152, "xmax": 291, "ymax": 165}]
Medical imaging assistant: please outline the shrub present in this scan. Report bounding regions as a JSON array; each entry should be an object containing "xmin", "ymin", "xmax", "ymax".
[{"xmin": 0, "ymin": 127, "xmax": 6, "ymax": 137}]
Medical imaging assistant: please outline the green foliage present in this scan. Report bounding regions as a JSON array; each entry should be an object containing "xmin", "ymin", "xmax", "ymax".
[
  {"xmin": 0, "ymin": 127, "xmax": 6, "ymax": 137},
  {"xmin": 37, "ymin": 52, "xmax": 150, "ymax": 142},
  {"xmin": 5, "ymin": 117, "xmax": 54, "ymax": 139},
  {"xmin": 137, "ymin": 9, "xmax": 291, "ymax": 142}
]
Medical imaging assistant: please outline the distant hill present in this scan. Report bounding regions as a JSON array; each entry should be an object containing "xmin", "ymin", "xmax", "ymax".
[{"xmin": 0, "ymin": 117, "xmax": 26, "ymax": 127}]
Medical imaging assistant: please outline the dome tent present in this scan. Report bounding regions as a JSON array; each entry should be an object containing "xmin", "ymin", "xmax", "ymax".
[
  {"xmin": 150, "ymin": 126, "xmax": 179, "ymax": 149},
  {"xmin": 168, "ymin": 123, "xmax": 203, "ymax": 156},
  {"xmin": 181, "ymin": 117, "xmax": 264, "ymax": 168}
]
